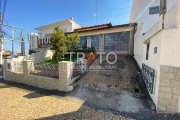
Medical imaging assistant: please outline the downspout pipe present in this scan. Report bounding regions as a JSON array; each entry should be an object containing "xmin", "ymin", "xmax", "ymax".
[{"xmin": 160, "ymin": 0, "xmax": 167, "ymax": 29}]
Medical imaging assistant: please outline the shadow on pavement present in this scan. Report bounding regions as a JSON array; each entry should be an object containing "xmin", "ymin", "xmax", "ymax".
[{"xmin": 0, "ymin": 79, "xmax": 66, "ymax": 99}]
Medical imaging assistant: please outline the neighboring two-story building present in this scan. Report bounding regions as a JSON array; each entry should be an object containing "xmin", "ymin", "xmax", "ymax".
[
  {"xmin": 30, "ymin": 17, "xmax": 82, "ymax": 50},
  {"xmin": 130, "ymin": 0, "xmax": 180, "ymax": 113}
]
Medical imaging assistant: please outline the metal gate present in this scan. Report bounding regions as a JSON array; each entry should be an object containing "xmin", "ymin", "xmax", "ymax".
[{"xmin": 104, "ymin": 31, "xmax": 130, "ymax": 54}]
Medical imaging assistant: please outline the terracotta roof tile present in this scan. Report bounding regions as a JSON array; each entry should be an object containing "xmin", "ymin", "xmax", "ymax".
[
  {"xmin": 3, "ymin": 51, "xmax": 11, "ymax": 56},
  {"xmin": 74, "ymin": 23, "xmax": 112, "ymax": 32},
  {"xmin": 66, "ymin": 23, "xmax": 137, "ymax": 34}
]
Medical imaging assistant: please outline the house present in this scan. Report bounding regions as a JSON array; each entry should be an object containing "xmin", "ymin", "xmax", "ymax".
[
  {"xmin": 130, "ymin": 0, "xmax": 180, "ymax": 113},
  {"xmin": 66, "ymin": 23, "xmax": 136, "ymax": 55},
  {"xmin": 33, "ymin": 17, "xmax": 137, "ymax": 55},
  {"xmin": 33, "ymin": 17, "xmax": 82, "ymax": 49}
]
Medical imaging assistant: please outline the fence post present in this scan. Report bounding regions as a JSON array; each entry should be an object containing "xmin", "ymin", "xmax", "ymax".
[
  {"xmin": 59, "ymin": 61, "xmax": 73, "ymax": 92},
  {"xmin": 3, "ymin": 59, "xmax": 12, "ymax": 80},
  {"xmin": 23, "ymin": 60, "xmax": 34, "ymax": 76},
  {"xmin": 3, "ymin": 59, "xmax": 8, "ymax": 80}
]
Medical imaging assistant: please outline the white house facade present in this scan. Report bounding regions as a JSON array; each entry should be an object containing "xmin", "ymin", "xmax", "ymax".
[
  {"xmin": 130, "ymin": 0, "xmax": 180, "ymax": 33},
  {"xmin": 32, "ymin": 17, "xmax": 82, "ymax": 49},
  {"xmin": 130, "ymin": 0, "xmax": 180, "ymax": 113}
]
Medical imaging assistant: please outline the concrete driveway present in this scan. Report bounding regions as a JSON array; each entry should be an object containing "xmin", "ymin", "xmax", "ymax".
[{"xmin": 66, "ymin": 55, "xmax": 153, "ymax": 117}]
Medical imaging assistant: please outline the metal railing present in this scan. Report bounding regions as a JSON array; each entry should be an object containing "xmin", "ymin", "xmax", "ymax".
[
  {"xmin": 11, "ymin": 62, "xmax": 23, "ymax": 73},
  {"xmin": 142, "ymin": 63, "xmax": 155, "ymax": 94},
  {"xmin": 31, "ymin": 63, "xmax": 59, "ymax": 78}
]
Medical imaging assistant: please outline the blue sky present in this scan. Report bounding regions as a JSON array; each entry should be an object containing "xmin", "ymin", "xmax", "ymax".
[{"xmin": 3, "ymin": 0, "xmax": 133, "ymax": 52}]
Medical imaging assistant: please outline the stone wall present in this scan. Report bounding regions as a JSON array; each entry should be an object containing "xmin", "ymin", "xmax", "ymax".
[
  {"xmin": 157, "ymin": 66, "xmax": 180, "ymax": 113},
  {"xmin": 4, "ymin": 60, "xmax": 75, "ymax": 92}
]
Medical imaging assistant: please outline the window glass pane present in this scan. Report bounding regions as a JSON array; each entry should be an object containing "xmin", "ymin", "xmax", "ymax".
[
  {"xmin": 91, "ymin": 35, "xmax": 99, "ymax": 49},
  {"xmin": 80, "ymin": 36, "xmax": 87, "ymax": 48},
  {"xmin": 104, "ymin": 31, "xmax": 130, "ymax": 51},
  {"xmin": 149, "ymin": 6, "xmax": 160, "ymax": 15}
]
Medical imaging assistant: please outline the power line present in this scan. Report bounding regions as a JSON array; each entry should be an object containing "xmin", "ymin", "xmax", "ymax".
[
  {"xmin": 2, "ymin": 0, "xmax": 7, "ymax": 24},
  {"xmin": 111, "ymin": 0, "xmax": 124, "ymax": 22},
  {"xmin": 111, "ymin": 0, "xmax": 127, "ymax": 23}
]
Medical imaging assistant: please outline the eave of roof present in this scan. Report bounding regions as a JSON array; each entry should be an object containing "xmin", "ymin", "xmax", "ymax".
[
  {"xmin": 66, "ymin": 23, "xmax": 137, "ymax": 34},
  {"xmin": 74, "ymin": 23, "xmax": 112, "ymax": 32}
]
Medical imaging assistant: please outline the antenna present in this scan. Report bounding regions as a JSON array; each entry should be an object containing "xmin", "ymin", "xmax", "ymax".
[{"xmin": 94, "ymin": 0, "xmax": 98, "ymax": 25}]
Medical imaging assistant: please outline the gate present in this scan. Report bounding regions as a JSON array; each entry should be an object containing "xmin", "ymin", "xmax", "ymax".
[{"xmin": 72, "ymin": 59, "xmax": 86, "ymax": 79}]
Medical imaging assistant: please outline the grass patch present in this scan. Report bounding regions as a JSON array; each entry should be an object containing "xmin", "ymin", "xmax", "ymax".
[
  {"xmin": 39, "ymin": 55, "xmax": 79, "ymax": 65},
  {"xmin": 68, "ymin": 48, "xmax": 95, "ymax": 53}
]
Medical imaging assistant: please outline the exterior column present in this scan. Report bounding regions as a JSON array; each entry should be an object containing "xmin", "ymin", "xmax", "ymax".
[
  {"xmin": 59, "ymin": 61, "xmax": 73, "ymax": 92},
  {"xmin": 157, "ymin": 66, "xmax": 180, "ymax": 113},
  {"xmin": 23, "ymin": 60, "xmax": 34, "ymax": 76},
  {"xmin": 99, "ymin": 34, "xmax": 104, "ymax": 52}
]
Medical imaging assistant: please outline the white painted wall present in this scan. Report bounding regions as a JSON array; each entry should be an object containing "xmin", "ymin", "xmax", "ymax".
[
  {"xmin": 39, "ymin": 21, "xmax": 72, "ymax": 39},
  {"xmin": 160, "ymin": 3, "xmax": 180, "ymax": 67},
  {"xmin": 133, "ymin": 2, "xmax": 180, "ymax": 108},
  {"xmin": 142, "ymin": 31, "xmax": 162, "ymax": 105},
  {"xmin": 134, "ymin": 23, "xmax": 143, "ymax": 68},
  {"xmin": 35, "ymin": 19, "xmax": 82, "ymax": 39},
  {"xmin": 25, "ymin": 48, "xmax": 54, "ymax": 64},
  {"xmin": 167, "ymin": 0, "xmax": 180, "ymax": 10},
  {"xmin": 130, "ymin": 0, "xmax": 180, "ymax": 34},
  {"xmin": 130, "ymin": 0, "xmax": 160, "ymax": 33}
]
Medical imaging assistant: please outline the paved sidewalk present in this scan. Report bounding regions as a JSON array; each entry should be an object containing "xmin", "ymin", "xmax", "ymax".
[
  {"xmin": 0, "ymin": 80, "xmax": 180, "ymax": 120},
  {"xmin": 0, "ymin": 81, "xmax": 131, "ymax": 120}
]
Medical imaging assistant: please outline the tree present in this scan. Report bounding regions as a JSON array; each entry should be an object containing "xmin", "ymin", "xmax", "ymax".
[
  {"xmin": 68, "ymin": 33, "xmax": 80, "ymax": 51},
  {"xmin": 50, "ymin": 26, "xmax": 68, "ymax": 60}
]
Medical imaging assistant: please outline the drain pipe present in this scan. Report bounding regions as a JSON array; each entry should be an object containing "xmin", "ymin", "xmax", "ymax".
[{"xmin": 160, "ymin": 0, "xmax": 167, "ymax": 29}]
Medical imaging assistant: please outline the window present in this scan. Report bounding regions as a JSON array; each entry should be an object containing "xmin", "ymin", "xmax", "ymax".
[
  {"xmin": 87, "ymin": 37, "xmax": 91, "ymax": 48},
  {"xmin": 149, "ymin": 6, "xmax": 160, "ymax": 15},
  {"xmin": 146, "ymin": 43, "xmax": 150, "ymax": 60},
  {"xmin": 7, "ymin": 63, "xmax": 11, "ymax": 70},
  {"xmin": 79, "ymin": 36, "xmax": 87, "ymax": 48},
  {"xmin": 104, "ymin": 32, "xmax": 130, "ymax": 51},
  {"xmin": 79, "ymin": 35, "xmax": 99, "ymax": 49},
  {"xmin": 91, "ymin": 35, "xmax": 99, "ymax": 49}
]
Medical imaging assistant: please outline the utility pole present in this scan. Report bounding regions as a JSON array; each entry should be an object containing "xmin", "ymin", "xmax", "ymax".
[
  {"xmin": 0, "ymin": 12, "xmax": 3, "ymax": 66},
  {"xmin": 20, "ymin": 31, "xmax": 25, "ymax": 56},
  {"xmin": 11, "ymin": 27, "xmax": 14, "ymax": 58}
]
